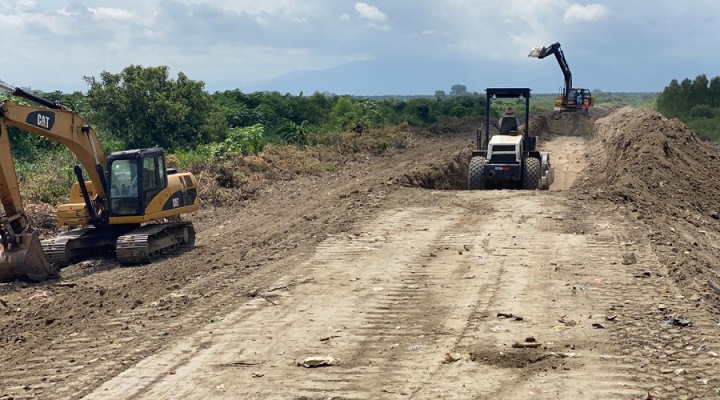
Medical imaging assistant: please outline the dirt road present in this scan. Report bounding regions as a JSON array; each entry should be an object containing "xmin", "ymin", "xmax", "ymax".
[{"xmin": 2, "ymin": 111, "xmax": 720, "ymax": 399}]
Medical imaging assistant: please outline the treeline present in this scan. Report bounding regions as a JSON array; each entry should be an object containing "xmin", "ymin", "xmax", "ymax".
[
  {"xmin": 657, "ymin": 74, "xmax": 720, "ymax": 140},
  {"xmin": 5, "ymin": 65, "xmax": 487, "ymax": 167}
]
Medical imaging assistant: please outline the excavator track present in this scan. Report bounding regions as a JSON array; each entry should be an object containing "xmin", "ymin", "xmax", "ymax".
[
  {"xmin": 116, "ymin": 221, "xmax": 195, "ymax": 265},
  {"xmin": 42, "ymin": 229, "xmax": 92, "ymax": 267},
  {"xmin": 42, "ymin": 228, "xmax": 124, "ymax": 268}
]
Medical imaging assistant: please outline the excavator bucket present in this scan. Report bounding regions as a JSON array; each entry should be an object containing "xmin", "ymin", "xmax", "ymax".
[
  {"xmin": 528, "ymin": 46, "xmax": 544, "ymax": 58},
  {"xmin": 0, "ymin": 232, "xmax": 58, "ymax": 282}
]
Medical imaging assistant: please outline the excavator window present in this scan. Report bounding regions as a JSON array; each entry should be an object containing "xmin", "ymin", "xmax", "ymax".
[
  {"xmin": 108, "ymin": 152, "xmax": 169, "ymax": 216},
  {"xmin": 109, "ymin": 159, "xmax": 141, "ymax": 216},
  {"xmin": 158, "ymin": 156, "xmax": 167, "ymax": 188},
  {"xmin": 143, "ymin": 157, "xmax": 161, "ymax": 209}
]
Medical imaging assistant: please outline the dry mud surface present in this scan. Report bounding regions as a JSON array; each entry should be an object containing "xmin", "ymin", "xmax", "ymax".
[{"xmin": 2, "ymin": 108, "xmax": 720, "ymax": 399}]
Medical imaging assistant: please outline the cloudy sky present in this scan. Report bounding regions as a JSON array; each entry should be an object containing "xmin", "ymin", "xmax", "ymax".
[{"xmin": 1, "ymin": 0, "xmax": 719, "ymax": 95}]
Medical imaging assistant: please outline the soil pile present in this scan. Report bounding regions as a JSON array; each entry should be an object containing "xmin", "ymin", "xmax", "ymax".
[
  {"xmin": 532, "ymin": 108, "xmax": 609, "ymax": 139},
  {"xmin": 574, "ymin": 106, "xmax": 720, "ymax": 298}
]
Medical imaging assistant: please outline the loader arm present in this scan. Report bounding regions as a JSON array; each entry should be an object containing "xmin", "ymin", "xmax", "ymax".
[{"xmin": 528, "ymin": 42, "xmax": 573, "ymax": 107}]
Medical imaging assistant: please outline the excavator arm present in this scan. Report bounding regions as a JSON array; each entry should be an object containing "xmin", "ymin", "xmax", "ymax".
[
  {"xmin": 0, "ymin": 84, "xmax": 108, "ymax": 281},
  {"xmin": 528, "ymin": 42, "xmax": 573, "ymax": 107},
  {"xmin": 0, "ymin": 116, "xmax": 57, "ymax": 281}
]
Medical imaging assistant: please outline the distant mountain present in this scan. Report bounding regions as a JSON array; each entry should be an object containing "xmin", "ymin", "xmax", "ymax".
[{"xmin": 237, "ymin": 58, "xmax": 564, "ymax": 96}]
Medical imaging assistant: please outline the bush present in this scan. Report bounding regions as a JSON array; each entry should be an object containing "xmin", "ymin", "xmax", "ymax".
[
  {"xmin": 218, "ymin": 124, "xmax": 266, "ymax": 157},
  {"xmin": 689, "ymin": 104, "xmax": 717, "ymax": 119},
  {"xmin": 17, "ymin": 151, "xmax": 76, "ymax": 205}
]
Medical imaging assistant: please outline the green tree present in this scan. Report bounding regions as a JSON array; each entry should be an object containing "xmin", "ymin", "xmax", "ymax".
[
  {"xmin": 84, "ymin": 65, "xmax": 226, "ymax": 151},
  {"xmin": 692, "ymin": 74, "xmax": 710, "ymax": 106},
  {"xmin": 709, "ymin": 76, "xmax": 720, "ymax": 108},
  {"xmin": 679, "ymin": 78, "xmax": 693, "ymax": 115},
  {"xmin": 450, "ymin": 84, "xmax": 467, "ymax": 96},
  {"xmin": 657, "ymin": 79, "xmax": 682, "ymax": 118},
  {"xmin": 330, "ymin": 96, "xmax": 365, "ymax": 130}
]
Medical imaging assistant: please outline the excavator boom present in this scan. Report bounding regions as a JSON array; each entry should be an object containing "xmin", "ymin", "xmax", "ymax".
[{"xmin": 528, "ymin": 42, "xmax": 572, "ymax": 105}]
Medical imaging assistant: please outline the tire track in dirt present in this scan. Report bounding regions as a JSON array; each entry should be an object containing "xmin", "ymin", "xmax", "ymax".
[
  {"xmin": 402, "ymin": 193, "xmax": 648, "ymax": 399},
  {"xmin": 82, "ymin": 189, "xmax": 664, "ymax": 399},
  {"xmin": 0, "ymin": 134, "xmax": 474, "ymax": 400},
  {"xmin": 84, "ymin": 205, "xmax": 496, "ymax": 399}
]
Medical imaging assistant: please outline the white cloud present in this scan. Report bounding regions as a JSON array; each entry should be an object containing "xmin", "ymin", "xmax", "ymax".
[
  {"xmin": 16, "ymin": 0, "xmax": 36, "ymax": 12},
  {"xmin": 255, "ymin": 16, "xmax": 269, "ymax": 26},
  {"xmin": 1, "ymin": 0, "xmax": 717, "ymax": 94},
  {"xmin": 177, "ymin": 0, "xmax": 314, "ymax": 19},
  {"xmin": 57, "ymin": 7, "xmax": 79, "ymax": 17},
  {"xmin": 354, "ymin": 2, "xmax": 389, "ymax": 30},
  {"xmin": 564, "ymin": 4, "xmax": 608, "ymax": 22},
  {"xmin": 89, "ymin": 7, "xmax": 136, "ymax": 22},
  {"xmin": 355, "ymin": 2, "xmax": 386, "ymax": 22}
]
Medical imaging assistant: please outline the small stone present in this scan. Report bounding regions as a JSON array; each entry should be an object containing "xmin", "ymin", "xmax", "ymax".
[{"xmin": 622, "ymin": 253, "xmax": 637, "ymax": 265}]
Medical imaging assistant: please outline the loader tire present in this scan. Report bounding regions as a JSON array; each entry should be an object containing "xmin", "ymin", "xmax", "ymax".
[
  {"xmin": 468, "ymin": 157, "xmax": 487, "ymax": 190},
  {"xmin": 522, "ymin": 157, "xmax": 541, "ymax": 190}
]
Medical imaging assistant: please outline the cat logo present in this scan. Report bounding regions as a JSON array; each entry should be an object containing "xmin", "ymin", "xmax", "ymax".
[
  {"xmin": 37, "ymin": 114, "xmax": 51, "ymax": 129},
  {"xmin": 26, "ymin": 111, "xmax": 55, "ymax": 130}
]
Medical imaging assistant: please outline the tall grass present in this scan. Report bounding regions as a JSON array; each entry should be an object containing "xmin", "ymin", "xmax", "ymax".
[{"xmin": 17, "ymin": 150, "xmax": 76, "ymax": 205}]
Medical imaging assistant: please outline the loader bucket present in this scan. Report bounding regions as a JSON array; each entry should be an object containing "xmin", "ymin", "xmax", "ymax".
[
  {"xmin": 0, "ymin": 232, "xmax": 57, "ymax": 282},
  {"xmin": 527, "ymin": 46, "xmax": 543, "ymax": 58}
]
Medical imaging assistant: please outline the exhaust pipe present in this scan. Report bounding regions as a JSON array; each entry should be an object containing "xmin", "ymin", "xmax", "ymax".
[{"xmin": 0, "ymin": 232, "xmax": 58, "ymax": 282}]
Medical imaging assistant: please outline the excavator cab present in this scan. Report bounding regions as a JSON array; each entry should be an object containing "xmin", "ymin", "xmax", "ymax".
[{"xmin": 107, "ymin": 149, "xmax": 167, "ymax": 217}]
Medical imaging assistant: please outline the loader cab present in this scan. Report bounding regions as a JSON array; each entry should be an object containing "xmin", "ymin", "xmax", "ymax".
[
  {"xmin": 474, "ymin": 88, "xmax": 534, "ymax": 156},
  {"xmin": 107, "ymin": 148, "xmax": 168, "ymax": 217},
  {"xmin": 468, "ymin": 88, "xmax": 554, "ymax": 191}
]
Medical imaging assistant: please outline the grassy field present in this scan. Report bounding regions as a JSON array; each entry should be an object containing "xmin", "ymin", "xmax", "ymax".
[{"xmin": 530, "ymin": 91, "xmax": 659, "ymax": 112}]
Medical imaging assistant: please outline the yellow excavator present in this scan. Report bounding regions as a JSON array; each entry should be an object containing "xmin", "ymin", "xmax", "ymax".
[
  {"xmin": 0, "ymin": 83, "xmax": 199, "ymax": 282},
  {"xmin": 528, "ymin": 42, "xmax": 594, "ymax": 112}
]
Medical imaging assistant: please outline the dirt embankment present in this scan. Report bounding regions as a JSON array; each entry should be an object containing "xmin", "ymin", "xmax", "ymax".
[{"xmin": 574, "ymin": 106, "xmax": 720, "ymax": 303}]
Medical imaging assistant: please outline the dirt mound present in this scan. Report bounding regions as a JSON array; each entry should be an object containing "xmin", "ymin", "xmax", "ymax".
[
  {"xmin": 396, "ymin": 149, "xmax": 470, "ymax": 190},
  {"xmin": 530, "ymin": 111, "xmax": 600, "ymax": 139},
  {"xmin": 574, "ymin": 106, "xmax": 720, "ymax": 297},
  {"xmin": 426, "ymin": 116, "xmax": 480, "ymax": 136}
]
